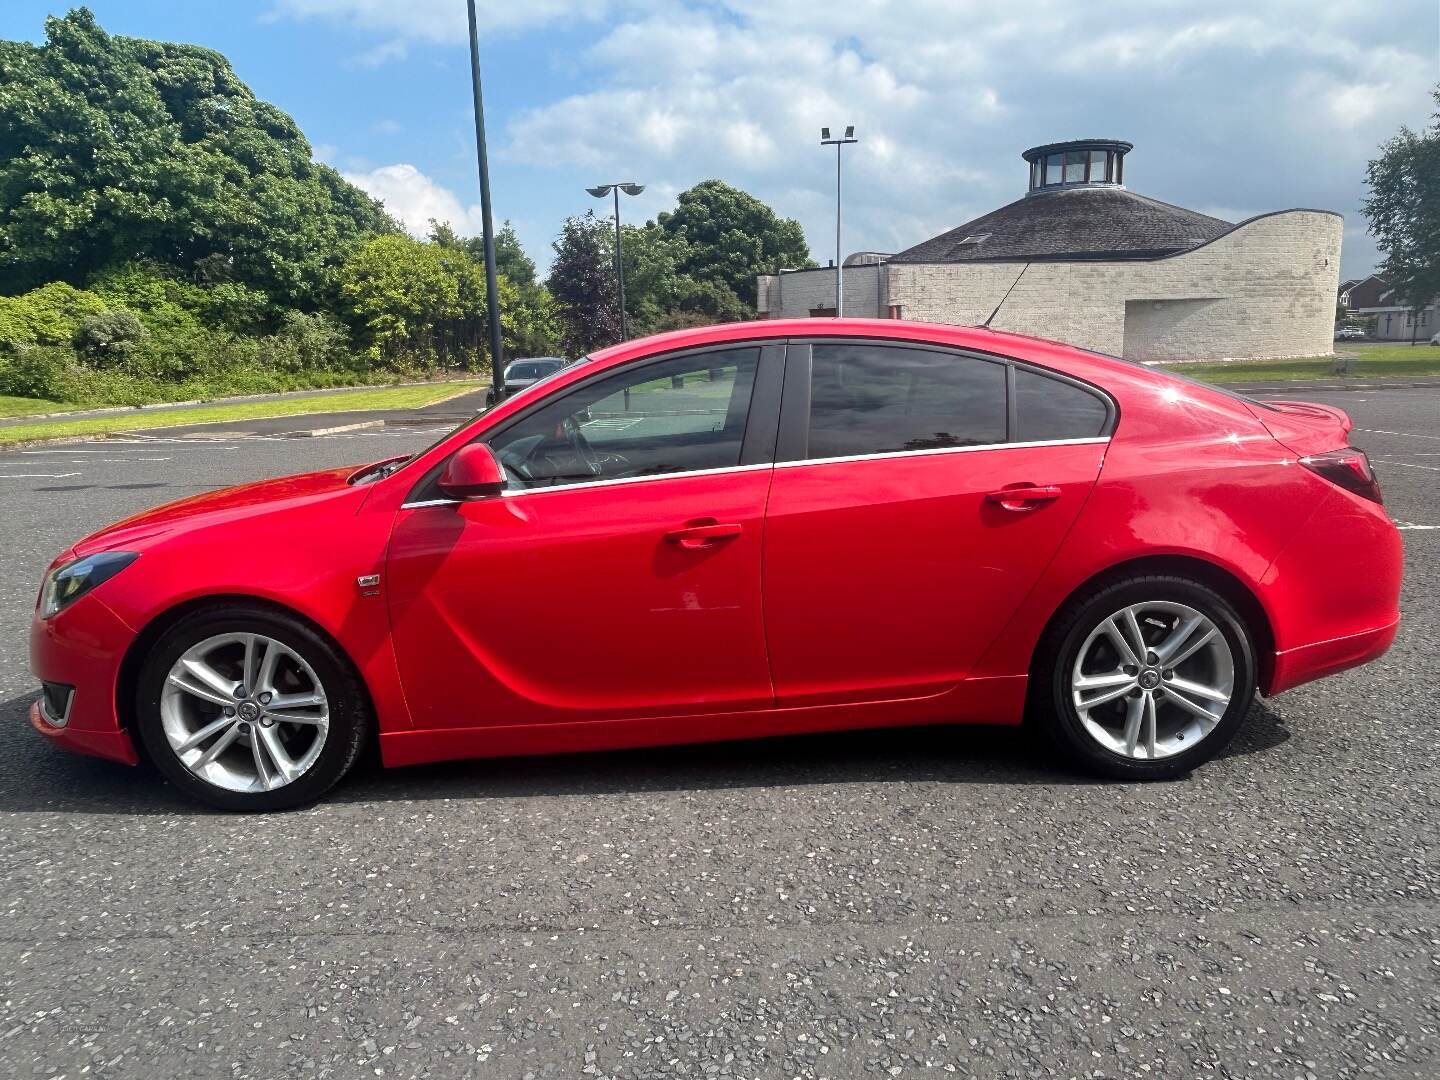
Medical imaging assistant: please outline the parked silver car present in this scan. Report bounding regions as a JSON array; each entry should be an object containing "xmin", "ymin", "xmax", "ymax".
[{"xmin": 485, "ymin": 357, "xmax": 569, "ymax": 405}]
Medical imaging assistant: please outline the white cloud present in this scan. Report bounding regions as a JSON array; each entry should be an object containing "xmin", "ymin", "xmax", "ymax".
[
  {"xmin": 498, "ymin": 0, "xmax": 1436, "ymax": 278},
  {"xmin": 349, "ymin": 38, "xmax": 408, "ymax": 68},
  {"xmin": 343, "ymin": 163, "xmax": 484, "ymax": 237},
  {"xmin": 371, "ymin": 118, "xmax": 403, "ymax": 135},
  {"xmin": 293, "ymin": 0, "xmax": 1434, "ymax": 278}
]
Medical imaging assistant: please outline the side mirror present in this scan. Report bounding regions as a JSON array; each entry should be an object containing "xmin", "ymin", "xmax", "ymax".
[{"xmin": 438, "ymin": 443, "xmax": 507, "ymax": 500}]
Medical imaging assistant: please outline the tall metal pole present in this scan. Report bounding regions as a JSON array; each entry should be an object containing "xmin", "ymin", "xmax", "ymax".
[
  {"xmin": 466, "ymin": 0, "xmax": 505, "ymax": 396},
  {"xmin": 820, "ymin": 127, "xmax": 857, "ymax": 318},
  {"xmin": 612, "ymin": 187, "xmax": 628, "ymax": 341},
  {"xmin": 835, "ymin": 141, "xmax": 843, "ymax": 316}
]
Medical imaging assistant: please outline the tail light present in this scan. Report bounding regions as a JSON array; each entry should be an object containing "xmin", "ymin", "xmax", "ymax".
[{"xmin": 1301, "ymin": 447, "xmax": 1383, "ymax": 504}]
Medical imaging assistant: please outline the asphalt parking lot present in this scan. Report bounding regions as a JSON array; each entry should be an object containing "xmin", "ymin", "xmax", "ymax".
[{"xmin": 1, "ymin": 388, "xmax": 1437, "ymax": 1079}]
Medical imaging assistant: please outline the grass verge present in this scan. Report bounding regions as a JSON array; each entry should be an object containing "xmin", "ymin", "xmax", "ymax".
[
  {"xmin": 1155, "ymin": 343, "xmax": 1440, "ymax": 384},
  {"xmin": 0, "ymin": 381, "xmax": 481, "ymax": 447},
  {"xmin": 0, "ymin": 394, "xmax": 68, "ymax": 418}
]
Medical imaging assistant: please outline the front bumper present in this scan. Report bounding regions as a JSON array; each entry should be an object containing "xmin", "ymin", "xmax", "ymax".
[{"xmin": 28, "ymin": 595, "xmax": 140, "ymax": 766}]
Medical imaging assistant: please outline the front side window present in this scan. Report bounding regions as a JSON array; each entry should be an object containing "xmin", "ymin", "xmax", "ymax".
[
  {"xmin": 804, "ymin": 344, "xmax": 1007, "ymax": 460},
  {"xmin": 488, "ymin": 348, "xmax": 759, "ymax": 489}
]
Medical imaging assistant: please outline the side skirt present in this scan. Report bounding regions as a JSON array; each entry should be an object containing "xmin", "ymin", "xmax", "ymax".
[{"xmin": 378, "ymin": 674, "xmax": 1028, "ymax": 768}]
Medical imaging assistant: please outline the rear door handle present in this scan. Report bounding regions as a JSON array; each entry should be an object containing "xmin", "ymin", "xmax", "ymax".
[
  {"xmin": 985, "ymin": 485, "xmax": 1062, "ymax": 510},
  {"xmin": 665, "ymin": 522, "xmax": 743, "ymax": 548}
]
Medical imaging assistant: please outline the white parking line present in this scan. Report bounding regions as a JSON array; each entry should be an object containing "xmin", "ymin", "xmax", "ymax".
[
  {"xmin": 1396, "ymin": 523, "xmax": 1440, "ymax": 530},
  {"xmin": 1357, "ymin": 428, "xmax": 1440, "ymax": 441},
  {"xmin": 1373, "ymin": 458, "xmax": 1440, "ymax": 472},
  {"xmin": 0, "ymin": 472, "xmax": 80, "ymax": 479}
]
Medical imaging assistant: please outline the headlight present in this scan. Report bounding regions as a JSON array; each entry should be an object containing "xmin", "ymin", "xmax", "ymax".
[{"xmin": 40, "ymin": 552, "xmax": 139, "ymax": 618}]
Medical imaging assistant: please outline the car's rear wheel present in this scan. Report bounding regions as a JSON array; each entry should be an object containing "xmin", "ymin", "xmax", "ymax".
[
  {"xmin": 1033, "ymin": 575, "xmax": 1256, "ymax": 779},
  {"xmin": 134, "ymin": 606, "xmax": 369, "ymax": 811}
]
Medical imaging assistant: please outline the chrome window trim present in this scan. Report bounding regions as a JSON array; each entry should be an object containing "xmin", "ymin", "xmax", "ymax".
[
  {"xmin": 776, "ymin": 436, "xmax": 1111, "ymax": 470},
  {"xmin": 397, "ymin": 437, "xmax": 1110, "ymax": 508}
]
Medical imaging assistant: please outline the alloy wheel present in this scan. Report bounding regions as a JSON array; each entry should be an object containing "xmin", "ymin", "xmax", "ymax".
[
  {"xmin": 1070, "ymin": 601, "xmax": 1235, "ymax": 760},
  {"xmin": 160, "ymin": 632, "xmax": 330, "ymax": 793}
]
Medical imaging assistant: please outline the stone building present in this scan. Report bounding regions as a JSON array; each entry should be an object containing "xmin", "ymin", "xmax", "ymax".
[{"xmin": 757, "ymin": 138, "xmax": 1342, "ymax": 362}]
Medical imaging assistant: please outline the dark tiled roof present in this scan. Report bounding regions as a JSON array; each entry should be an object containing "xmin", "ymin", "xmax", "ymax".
[{"xmin": 889, "ymin": 186, "xmax": 1233, "ymax": 264}]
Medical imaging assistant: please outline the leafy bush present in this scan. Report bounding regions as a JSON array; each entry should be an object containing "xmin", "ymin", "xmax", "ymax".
[
  {"xmin": 0, "ymin": 283, "xmax": 111, "ymax": 349},
  {"xmin": 0, "ymin": 345, "xmax": 74, "ymax": 399},
  {"xmin": 73, "ymin": 310, "xmax": 148, "ymax": 365},
  {"xmin": 267, "ymin": 311, "xmax": 358, "ymax": 372}
]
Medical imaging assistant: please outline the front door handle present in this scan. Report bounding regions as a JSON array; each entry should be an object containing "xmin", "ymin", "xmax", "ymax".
[
  {"xmin": 665, "ymin": 522, "xmax": 743, "ymax": 549},
  {"xmin": 985, "ymin": 485, "xmax": 1062, "ymax": 511}
]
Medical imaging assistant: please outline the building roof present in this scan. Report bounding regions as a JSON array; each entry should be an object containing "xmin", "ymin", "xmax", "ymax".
[{"xmin": 889, "ymin": 185, "xmax": 1233, "ymax": 265}]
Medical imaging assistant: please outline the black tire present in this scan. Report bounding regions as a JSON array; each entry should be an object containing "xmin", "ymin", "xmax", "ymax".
[
  {"xmin": 134, "ymin": 605, "xmax": 370, "ymax": 811},
  {"xmin": 1031, "ymin": 574, "xmax": 1256, "ymax": 780}
]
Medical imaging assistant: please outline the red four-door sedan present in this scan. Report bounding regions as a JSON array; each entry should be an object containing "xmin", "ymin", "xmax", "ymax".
[{"xmin": 29, "ymin": 320, "xmax": 1401, "ymax": 810}]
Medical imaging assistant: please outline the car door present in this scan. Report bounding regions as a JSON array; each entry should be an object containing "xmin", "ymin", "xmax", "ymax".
[
  {"xmin": 761, "ymin": 340, "xmax": 1112, "ymax": 706},
  {"xmin": 386, "ymin": 344, "xmax": 783, "ymax": 730}
]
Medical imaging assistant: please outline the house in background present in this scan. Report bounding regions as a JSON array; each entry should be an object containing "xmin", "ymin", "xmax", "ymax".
[
  {"xmin": 758, "ymin": 138, "xmax": 1342, "ymax": 362},
  {"xmin": 1341, "ymin": 274, "xmax": 1439, "ymax": 341}
]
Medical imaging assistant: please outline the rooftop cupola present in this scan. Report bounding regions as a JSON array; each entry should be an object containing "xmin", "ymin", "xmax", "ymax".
[{"xmin": 1023, "ymin": 138, "xmax": 1132, "ymax": 195}]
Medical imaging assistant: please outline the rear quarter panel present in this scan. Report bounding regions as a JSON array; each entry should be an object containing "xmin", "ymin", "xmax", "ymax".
[{"xmin": 967, "ymin": 363, "xmax": 1328, "ymax": 684}]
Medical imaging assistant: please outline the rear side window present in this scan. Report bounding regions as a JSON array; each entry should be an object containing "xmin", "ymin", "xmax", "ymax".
[
  {"xmin": 1013, "ymin": 367, "xmax": 1109, "ymax": 441},
  {"xmin": 806, "ymin": 344, "xmax": 1007, "ymax": 459}
]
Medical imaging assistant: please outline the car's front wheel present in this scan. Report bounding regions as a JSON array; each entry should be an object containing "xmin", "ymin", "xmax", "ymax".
[
  {"xmin": 1033, "ymin": 575, "xmax": 1257, "ymax": 779},
  {"xmin": 134, "ymin": 605, "xmax": 369, "ymax": 811}
]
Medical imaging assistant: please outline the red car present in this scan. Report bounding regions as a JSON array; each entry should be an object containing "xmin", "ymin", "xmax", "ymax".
[{"xmin": 29, "ymin": 320, "xmax": 1401, "ymax": 810}]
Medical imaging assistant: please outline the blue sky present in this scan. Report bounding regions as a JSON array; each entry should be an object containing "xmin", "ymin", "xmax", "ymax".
[{"xmin": 4, "ymin": 1, "xmax": 1437, "ymax": 280}]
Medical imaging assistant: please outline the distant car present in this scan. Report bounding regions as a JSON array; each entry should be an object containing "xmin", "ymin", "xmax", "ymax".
[
  {"xmin": 29, "ymin": 319, "xmax": 1402, "ymax": 810},
  {"xmin": 486, "ymin": 357, "xmax": 568, "ymax": 405},
  {"xmin": 1335, "ymin": 327, "xmax": 1367, "ymax": 341}
]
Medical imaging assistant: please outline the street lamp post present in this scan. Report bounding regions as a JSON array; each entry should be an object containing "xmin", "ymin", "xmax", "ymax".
[
  {"xmin": 465, "ymin": 0, "xmax": 505, "ymax": 399},
  {"xmin": 820, "ymin": 126, "xmax": 857, "ymax": 316},
  {"xmin": 587, "ymin": 182, "xmax": 645, "ymax": 342}
]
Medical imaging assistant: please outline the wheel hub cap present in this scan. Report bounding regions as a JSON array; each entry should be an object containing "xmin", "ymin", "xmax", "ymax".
[{"xmin": 1138, "ymin": 669, "xmax": 1161, "ymax": 690}]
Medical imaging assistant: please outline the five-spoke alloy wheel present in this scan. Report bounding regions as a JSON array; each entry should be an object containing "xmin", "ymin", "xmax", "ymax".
[
  {"xmin": 1035, "ymin": 575, "xmax": 1256, "ymax": 779},
  {"xmin": 135, "ymin": 606, "xmax": 369, "ymax": 811}
]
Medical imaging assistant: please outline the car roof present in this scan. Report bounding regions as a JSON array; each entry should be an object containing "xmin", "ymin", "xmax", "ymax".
[{"xmin": 585, "ymin": 317, "xmax": 1137, "ymax": 387}]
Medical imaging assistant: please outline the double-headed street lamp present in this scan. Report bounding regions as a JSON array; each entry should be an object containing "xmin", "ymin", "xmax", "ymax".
[
  {"xmin": 820, "ymin": 125, "xmax": 858, "ymax": 316},
  {"xmin": 587, "ymin": 182, "xmax": 645, "ymax": 342}
]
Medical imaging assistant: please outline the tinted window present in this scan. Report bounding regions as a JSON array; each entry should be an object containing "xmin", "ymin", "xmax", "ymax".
[
  {"xmin": 1013, "ymin": 367, "xmax": 1109, "ymax": 441},
  {"xmin": 507, "ymin": 360, "xmax": 562, "ymax": 380},
  {"xmin": 489, "ymin": 348, "xmax": 759, "ymax": 489},
  {"xmin": 806, "ymin": 344, "xmax": 1006, "ymax": 459}
]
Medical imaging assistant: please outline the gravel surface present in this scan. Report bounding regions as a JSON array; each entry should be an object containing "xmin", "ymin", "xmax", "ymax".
[{"xmin": 0, "ymin": 391, "xmax": 1436, "ymax": 1079}]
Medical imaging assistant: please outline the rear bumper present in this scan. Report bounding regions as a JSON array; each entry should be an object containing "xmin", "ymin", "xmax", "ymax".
[
  {"xmin": 28, "ymin": 596, "xmax": 140, "ymax": 766},
  {"xmin": 1267, "ymin": 616, "xmax": 1399, "ymax": 696}
]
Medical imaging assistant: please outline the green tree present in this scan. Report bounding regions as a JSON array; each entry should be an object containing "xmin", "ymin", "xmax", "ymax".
[
  {"xmin": 547, "ymin": 212, "xmax": 621, "ymax": 356},
  {"xmin": 429, "ymin": 219, "xmax": 558, "ymax": 356},
  {"xmin": 339, "ymin": 234, "xmax": 466, "ymax": 364},
  {"xmin": 0, "ymin": 8, "xmax": 396, "ymax": 305},
  {"xmin": 655, "ymin": 180, "xmax": 813, "ymax": 308},
  {"xmin": 621, "ymin": 223, "xmax": 747, "ymax": 334},
  {"xmin": 1363, "ymin": 87, "xmax": 1440, "ymax": 319}
]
